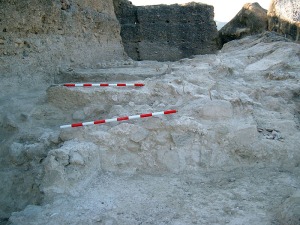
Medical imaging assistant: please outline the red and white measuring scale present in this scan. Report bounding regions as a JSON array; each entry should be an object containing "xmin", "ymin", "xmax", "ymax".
[
  {"xmin": 60, "ymin": 110, "xmax": 177, "ymax": 128},
  {"xmin": 63, "ymin": 83, "xmax": 145, "ymax": 87}
]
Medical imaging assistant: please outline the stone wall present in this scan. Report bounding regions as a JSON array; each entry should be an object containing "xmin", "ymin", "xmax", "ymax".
[
  {"xmin": 268, "ymin": 0, "xmax": 300, "ymax": 41},
  {"xmin": 0, "ymin": 0, "xmax": 126, "ymax": 92},
  {"xmin": 114, "ymin": 0, "xmax": 219, "ymax": 61}
]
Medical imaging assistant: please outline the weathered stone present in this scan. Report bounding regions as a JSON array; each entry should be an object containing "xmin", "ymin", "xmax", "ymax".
[
  {"xmin": 42, "ymin": 141, "xmax": 100, "ymax": 199},
  {"xmin": 268, "ymin": 0, "xmax": 300, "ymax": 41},
  {"xmin": 129, "ymin": 125, "xmax": 149, "ymax": 143},
  {"xmin": 14, "ymin": 39, "xmax": 23, "ymax": 45},
  {"xmin": 61, "ymin": 0, "xmax": 70, "ymax": 10},
  {"xmin": 114, "ymin": 0, "xmax": 219, "ymax": 61},
  {"xmin": 69, "ymin": 152, "xmax": 85, "ymax": 166},
  {"xmin": 1, "ymin": 114, "xmax": 19, "ymax": 131},
  {"xmin": 199, "ymin": 100, "xmax": 233, "ymax": 120},
  {"xmin": 9, "ymin": 142, "xmax": 26, "ymax": 165},
  {"xmin": 157, "ymin": 149, "xmax": 180, "ymax": 172},
  {"xmin": 0, "ymin": 0, "xmax": 126, "ymax": 93},
  {"xmin": 229, "ymin": 125, "xmax": 258, "ymax": 147},
  {"xmin": 219, "ymin": 3, "xmax": 268, "ymax": 45}
]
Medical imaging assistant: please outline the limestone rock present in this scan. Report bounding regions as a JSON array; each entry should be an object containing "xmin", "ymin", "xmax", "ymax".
[
  {"xmin": 268, "ymin": 0, "xmax": 300, "ymax": 41},
  {"xmin": 41, "ymin": 141, "xmax": 101, "ymax": 200},
  {"xmin": 69, "ymin": 152, "xmax": 85, "ymax": 166},
  {"xmin": 129, "ymin": 125, "xmax": 149, "ymax": 143},
  {"xmin": 9, "ymin": 142, "xmax": 26, "ymax": 165},
  {"xmin": 198, "ymin": 100, "xmax": 233, "ymax": 120},
  {"xmin": 219, "ymin": 3, "xmax": 268, "ymax": 45}
]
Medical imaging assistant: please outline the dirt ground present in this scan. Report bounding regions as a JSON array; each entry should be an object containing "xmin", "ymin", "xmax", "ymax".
[{"xmin": 9, "ymin": 166, "xmax": 300, "ymax": 225}]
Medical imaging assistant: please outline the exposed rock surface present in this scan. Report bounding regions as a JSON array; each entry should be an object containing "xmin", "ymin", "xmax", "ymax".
[
  {"xmin": 0, "ymin": 0, "xmax": 126, "ymax": 93},
  {"xmin": 219, "ymin": 3, "xmax": 268, "ymax": 45},
  {"xmin": 114, "ymin": 0, "xmax": 219, "ymax": 61},
  {"xmin": 268, "ymin": 0, "xmax": 300, "ymax": 41},
  {"xmin": 1, "ymin": 32, "xmax": 300, "ymax": 224}
]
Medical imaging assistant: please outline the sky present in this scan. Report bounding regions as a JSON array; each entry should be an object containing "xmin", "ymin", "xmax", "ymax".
[{"xmin": 130, "ymin": 0, "xmax": 271, "ymax": 22}]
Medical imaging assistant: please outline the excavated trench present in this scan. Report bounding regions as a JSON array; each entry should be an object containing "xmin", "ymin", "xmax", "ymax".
[{"xmin": 0, "ymin": 33, "xmax": 300, "ymax": 224}]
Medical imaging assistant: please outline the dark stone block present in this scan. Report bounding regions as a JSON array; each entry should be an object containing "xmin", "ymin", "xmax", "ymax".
[
  {"xmin": 114, "ymin": 0, "xmax": 219, "ymax": 61},
  {"xmin": 218, "ymin": 3, "xmax": 268, "ymax": 46}
]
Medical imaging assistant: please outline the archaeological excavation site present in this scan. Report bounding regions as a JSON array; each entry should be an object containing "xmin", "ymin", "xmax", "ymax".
[{"xmin": 0, "ymin": 0, "xmax": 300, "ymax": 224}]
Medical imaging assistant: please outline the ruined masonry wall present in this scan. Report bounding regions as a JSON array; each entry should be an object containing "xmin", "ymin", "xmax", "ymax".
[{"xmin": 114, "ymin": 0, "xmax": 219, "ymax": 61}]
